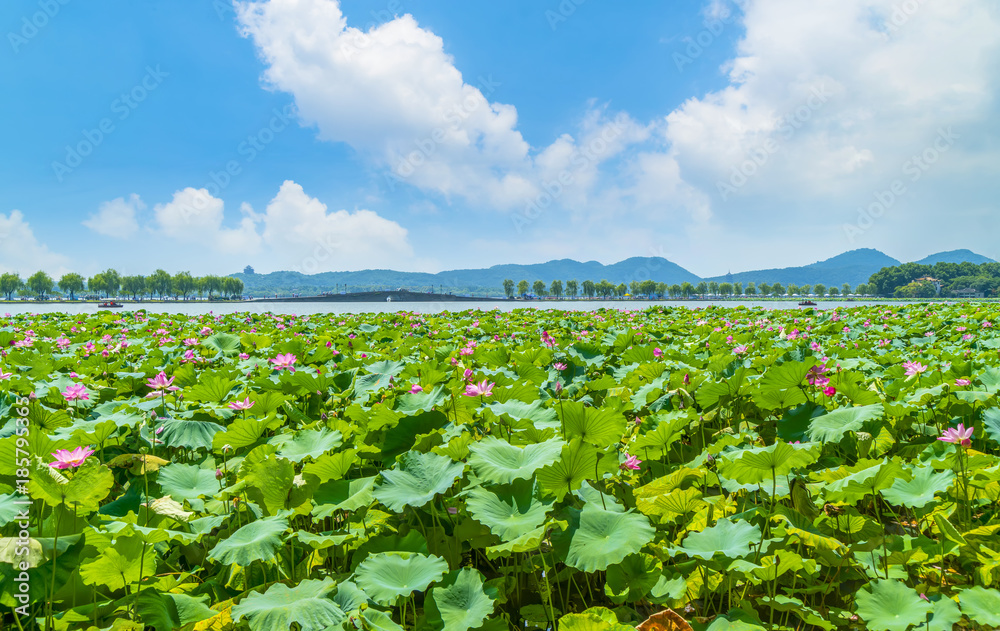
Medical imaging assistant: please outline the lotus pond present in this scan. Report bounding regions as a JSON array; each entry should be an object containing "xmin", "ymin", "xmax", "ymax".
[{"xmin": 2, "ymin": 305, "xmax": 1000, "ymax": 631}]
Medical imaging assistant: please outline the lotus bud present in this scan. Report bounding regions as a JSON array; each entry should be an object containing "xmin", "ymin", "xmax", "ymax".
[{"xmin": 215, "ymin": 468, "xmax": 224, "ymax": 480}]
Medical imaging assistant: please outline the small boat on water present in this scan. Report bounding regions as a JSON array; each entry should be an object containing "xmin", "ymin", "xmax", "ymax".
[
  {"xmin": 798, "ymin": 300, "xmax": 817, "ymax": 306},
  {"xmin": 98, "ymin": 301, "xmax": 124, "ymax": 308}
]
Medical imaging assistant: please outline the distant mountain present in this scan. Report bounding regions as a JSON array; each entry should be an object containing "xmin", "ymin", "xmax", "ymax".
[
  {"xmin": 235, "ymin": 257, "xmax": 701, "ymax": 297},
  {"xmin": 705, "ymin": 248, "xmax": 902, "ymax": 287},
  {"xmin": 914, "ymin": 249, "xmax": 995, "ymax": 265}
]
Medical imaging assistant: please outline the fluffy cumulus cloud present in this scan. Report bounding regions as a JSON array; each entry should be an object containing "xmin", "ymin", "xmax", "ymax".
[
  {"xmin": 82, "ymin": 194, "xmax": 143, "ymax": 238},
  {"xmin": 0, "ymin": 210, "xmax": 70, "ymax": 275},
  {"xmin": 153, "ymin": 188, "xmax": 263, "ymax": 255},
  {"xmin": 256, "ymin": 180, "xmax": 414, "ymax": 273}
]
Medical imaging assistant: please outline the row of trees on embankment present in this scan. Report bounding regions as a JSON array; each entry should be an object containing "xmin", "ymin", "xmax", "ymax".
[
  {"xmin": 501, "ymin": 279, "xmax": 873, "ymax": 299},
  {"xmin": 0, "ymin": 269, "xmax": 244, "ymax": 301}
]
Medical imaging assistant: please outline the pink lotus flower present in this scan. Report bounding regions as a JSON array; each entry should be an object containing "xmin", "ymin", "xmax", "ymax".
[
  {"xmin": 409, "ymin": 384, "xmax": 424, "ymax": 394},
  {"xmin": 621, "ymin": 454, "xmax": 642, "ymax": 471},
  {"xmin": 270, "ymin": 353, "xmax": 297, "ymax": 372},
  {"xmin": 56, "ymin": 337, "xmax": 71, "ymax": 349},
  {"xmin": 553, "ymin": 362, "xmax": 568, "ymax": 371},
  {"xmin": 200, "ymin": 327, "xmax": 213, "ymax": 335},
  {"xmin": 823, "ymin": 386, "xmax": 836, "ymax": 397},
  {"xmin": 653, "ymin": 348, "xmax": 663, "ymax": 358},
  {"xmin": 146, "ymin": 372, "xmax": 177, "ymax": 391},
  {"xmin": 0, "ymin": 369, "xmax": 11, "ymax": 380},
  {"xmin": 541, "ymin": 331, "xmax": 556, "ymax": 348},
  {"xmin": 62, "ymin": 383, "xmax": 89, "ymax": 401},
  {"xmin": 463, "ymin": 368, "xmax": 473, "ymax": 381},
  {"xmin": 939, "ymin": 423, "xmax": 973, "ymax": 448},
  {"xmin": 902, "ymin": 361, "xmax": 928, "ymax": 376},
  {"xmin": 955, "ymin": 378, "xmax": 972, "ymax": 386},
  {"xmin": 464, "ymin": 380, "xmax": 494, "ymax": 397},
  {"xmin": 228, "ymin": 397, "xmax": 255, "ymax": 411},
  {"xmin": 49, "ymin": 446, "xmax": 95, "ymax": 469},
  {"xmin": 733, "ymin": 344, "xmax": 749, "ymax": 356}
]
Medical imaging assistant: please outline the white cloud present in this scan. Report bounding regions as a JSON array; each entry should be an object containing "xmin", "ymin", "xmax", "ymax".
[
  {"xmin": 153, "ymin": 188, "xmax": 263, "ymax": 255},
  {"xmin": 0, "ymin": 210, "xmax": 70, "ymax": 276},
  {"xmin": 258, "ymin": 180, "xmax": 413, "ymax": 273},
  {"xmin": 83, "ymin": 194, "xmax": 143, "ymax": 238}
]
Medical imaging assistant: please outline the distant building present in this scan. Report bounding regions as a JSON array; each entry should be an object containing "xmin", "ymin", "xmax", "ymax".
[
  {"xmin": 914, "ymin": 276, "xmax": 942, "ymax": 295},
  {"xmin": 244, "ymin": 265, "xmax": 255, "ymax": 275},
  {"xmin": 954, "ymin": 287, "xmax": 984, "ymax": 299}
]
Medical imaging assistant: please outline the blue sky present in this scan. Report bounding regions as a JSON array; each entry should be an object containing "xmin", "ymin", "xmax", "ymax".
[{"xmin": 2, "ymin": 0, "xmax": 999, "ymax": 278}]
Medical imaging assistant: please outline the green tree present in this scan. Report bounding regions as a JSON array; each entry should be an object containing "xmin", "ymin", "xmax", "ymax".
[
  {"xmin": 695, "ymin": 282, "xmax": 708, "ymax": 297},
  {"xmin": 58, "ymin": 273, "xmax": 85, "ymax": 300},
  {"xmin": 719, "ymin": 282, "xmax": 733, "ymax": 297},
  {"xmin": 173, "ymin": 272, "xmax": 195, "ymax": 299},
  {"xmin": 733, "ymin": 282, "xmax": 742, "ymax": 296},
  {"xmin": 121, "ymin": 275, "xmax": 146, "ymax": 300},
  {"xmin": 668, "ymin": 283, "xmax": 681, "ymax": 298},
  {"xmin": 148, "ymin": 269, "xmax": 173, "ymax": 299},
  {"xmin": 532, "ymin": 280, "xmax": 546, "ymax": 296},
  {"xmin": 681, "ymin": 281, "xmax": 694, "ymax": 298},
  {"xmin": 708, "ymin": 281, "xmax": 719, "ymax": 296},
  {"xmin": 565, "ymin": 279, "xmax": 578, "ymax": 298},
  {"xmin": 639, "ymin": 280, "xmax": 657, "ymax": 298},
  {"xmin": 615, "ymin": 283, "xmax": 627, "ymax": 298},
  {"xmin": 771, "ymin": 283, "xmax": 785, "ymax": 296},
  {"xmin": 758, "ymin": 283, "xmax": 770, "ymax": 296},
  {"xmin": 502, "ymin": 279, "xmax": 515, "ymax": 298},
  {"xmin": 101, "ymin": 269, "xmax": 121, "ymax": 297},
  {"xmin": 842, "ymin": 283, "xmax": 852, "ymax": 295},
  {"xmin": 88, "ymin": 273, "xmax": 106, "ymax": 298},
  {"xmin": 0, "ymin": 273, "xmax": 21, "ymax": 300},
  {"xmin": 203, "ymin": 275, "xmax": 223, "ymax": 298},
  {"xmin": 27, "ymin": 271, "xmax": 53, "ymax": 298},
  {"xmin": 829, "ymin": 286, "xmax": 840, "ymax": 296},
  {"xmin": 549, "ymin": 279, "xmax": 563, "ymax": 298},
  {"xmin": 223, "ymin": 276, "xmax": 244, "ymax": 298},
  {"xmin": 517, "ymin": 280, "xmax": 529, "ymax": 297},
  {"xmin": 801, "ymin": 284, "xmax": 812, "ymax": 296},
  {"xmin": 814, "ymin": 284, "xmax": 826, "ymax": 297},
  {"xmin": 581, "ymin": 280, "xmax": 595, "ymax": 298},
  {"xmin": 787, "ymin": 284, "xmax": 800, "ymax": 296},
  {"xmin": 598, "ymin": 280, "xmax": 614, "ymax": 298}
]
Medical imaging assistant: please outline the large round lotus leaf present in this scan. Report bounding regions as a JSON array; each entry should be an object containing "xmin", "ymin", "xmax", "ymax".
[
  {"xmin": 881, "ymin": 466, "xmax": 953, "ymax": 508},
  {"xmin": 425, "ymin": 568, "xmax": 496, "ymax": 631},
  {"xmin": 238, "ymin": 445, "xmax": 294, "ymax": 515},
  {"xmin": 313, "ymin": 476, "xmax": 376, "ymax": 517},
  {"xmin": 373, "ymin": 451, "xmax": 465, "ymax": 512},
  {"xmin": 202, "ymin": 332, "xmax": 241, "ymax": 356},
  {"xmin": 854, "ymin": 579, "xmax": 932, "ymax": 631},
  {"xmin": 158, "ymin": 463, "xmax": 220, "ymax": 504},
  {"xmin": 207, "ymin": 516, "xmax": 289, "ymax": 567},
  {"xmin": 467, "ymin": 436, "xmax": 564, "ymax": 484},
  {"xmin": 553, "ymin": 503, "xmax": 655, "ymax": 572},
  {"xmin": 157, "ymin": 418, "xmax": 225, "ymax": 451},
  {"xmin": 274, "ymin": 427, "xmax": 343, "ymax": 462},
  {"xmin": 676, "ymin": 519, "xmax": 760, "ymax": 560},
  {"xmin": 232, "ymin": 577, "xmax": 345, "ymax": 631},
  {"xmin": 605, "ymin": 553, "xmax": 661, "ymax": 602},
  {"xmin": 719, "ymin": 442, "xmax": 820, "ymax": 485},
  {"xmin": 79, "ymin": 533, "xmax": 157, "ymax": 591},
  {"xmin": 806, "ymin": 404, "xmax": 883, "ymax": 443},
  {"xmin": 465, "ymin": 480, "xmax": 551, "ymax": 541},
  {"xmin": 354, "ymin": 552, "xmax": 448, "ymax": 605},
  {"xmin": 958, "ymin": 587, "xmax": 1000, "ymax": 627}
]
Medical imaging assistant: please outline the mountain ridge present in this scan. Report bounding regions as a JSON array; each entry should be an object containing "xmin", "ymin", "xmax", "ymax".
[{"xmin": 234, "ymin": 249, "xmax": 993, "ymax": 295}]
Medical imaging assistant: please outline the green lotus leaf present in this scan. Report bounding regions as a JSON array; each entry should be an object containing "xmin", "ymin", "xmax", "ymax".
[
  {"xmin": 823, "ymin": 459, "xmax": 907, "ymax": 504},
  {"xmin": 676, "ymin": 519, "xmax": 761, "ymax": 560},
  {"xmin": 425, "ymin": 568, "xmax": 497, "ymax": 631},
  {"xmin": 553, "ymin": 503, "xmax": 655, "ymax": 572},
  {"xmin": 373, "ymin": 451, "xmax": 465, "ymax": 512},
  {"xmin": 202, "ymin": 332, "xmax": 242, "ymax": 356},
  {"xmin": 605, "ymin": 553, "xmax": 661, "ymax": 603},
  {"xmin": 467, "ymin": 436, "xmax": 564, "ymax": 484},
  {"xmin": 854, "ymin": 579, "xmax": 932, "ymax": 631},
  {"xmin": 232, "ymin": 577, "xmax": 345, "ymax": 631},
  {"xmin": 157, "ymin": 463, "xmax": 220, "ymax": 505},
  {"xmin": 274, "ymin": 427, "xmax": 343, "ymax": 462},
  {"xmin": 239, "ymin": 444, "xmax": 294, "ymax": 515},
  {"xmin": 313, "ymin": 476, "xmax": 376, "ymax": 517},
  {"xmin": 186, "ymin": 373, "xmax": 239, "ymax": 403},
  {"xmin": 719, "ymin": 441, "xmax": 820, "ymax": 485},
  {"xmin": 806, "ymin": 403, "xmax": 883, "ymax": 442},
  {"xmin": 134, "ymin": 591, "xmax": 217, "ymax": 630},
  {"xmin": 881, "ymin": 466, "xmax": 953, "ymax": 508},
  {"xmin": 207, "ymin": 516, "xmax": 289, "ymax": 567},
  {"xmin": 559, "ymin": 401, "xmax": 627, "ymax": 447},
  {"xmin": 465, "ymin": 479, "xmax": 551, "ymax": 541},
  {"xmin": 354, "ymin": 552, "xmax": 448, "ymax": 605},
  {"xmin": 156, "ymin": 417, "xmax": 225, "ymax": 451},
  {"xmin": 79, "ymin": 533, "xmax": 157, "ymax": 591},
  {"xmin": 537, "ymin": 439, "xmax": 617, "ymax": 501},
  {"xmin": 958, "ymin": 586, "xmax": 1000, "ymax": 627}
]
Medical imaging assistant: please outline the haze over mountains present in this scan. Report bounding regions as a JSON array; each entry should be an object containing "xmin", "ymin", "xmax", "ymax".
[{"xmin": 234, "ymin": 249, "xmax": 995, "ymax": 296}]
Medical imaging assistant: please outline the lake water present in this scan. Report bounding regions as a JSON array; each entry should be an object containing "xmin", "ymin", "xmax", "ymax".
[{"xmin": 0, "ymin": 299, "xmax": 931, "ymax": 316}]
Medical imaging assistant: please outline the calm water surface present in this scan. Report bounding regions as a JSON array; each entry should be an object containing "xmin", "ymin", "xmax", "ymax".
[{"xmin": 0, "ymin": 299, "xmax": 924, "ymax": 316}]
